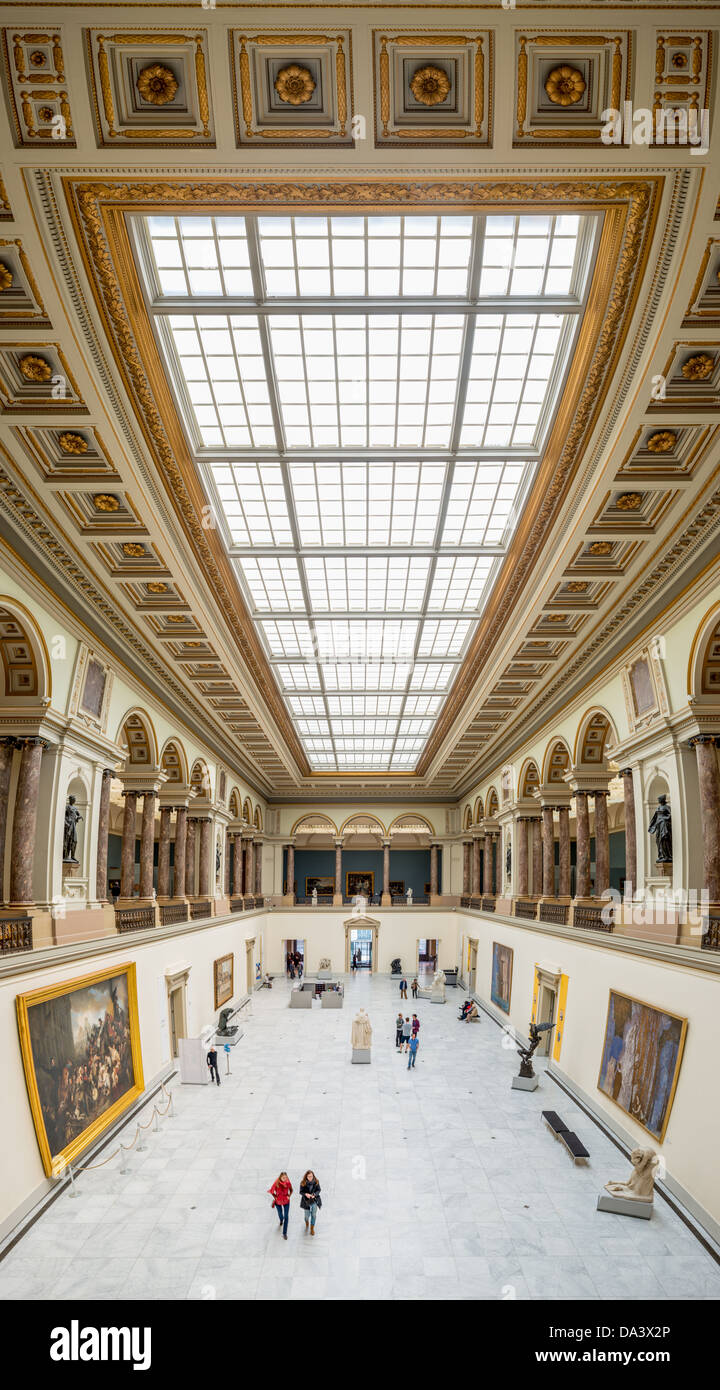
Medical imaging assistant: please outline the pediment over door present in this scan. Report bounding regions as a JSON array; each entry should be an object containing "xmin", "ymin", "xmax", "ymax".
[{"xmin": 343, "ymin": 914, "xmax": 380, "ymax": 930}]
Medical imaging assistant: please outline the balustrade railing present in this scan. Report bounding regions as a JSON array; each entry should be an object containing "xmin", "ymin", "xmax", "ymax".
[
  {"xmin": 539, "ymin": 901, "xmax": 570, "ymax": 926},
  {"xmin": 573, "ymin": 904, "xmax": 614, "ymax": 933},
  {"xmin": 701, "ymin": 915, "xmax": 720, "ymax": 952},
  {"xmin": 115, "ymin": 906, "xmax": 155, "ymax": 933},
  {"xmin": 481, "ymin": 896, "xmax": 496, "ymax": 913},
  {"xmin": 0, "ymin": 916, "xmax": 32, "ymax": 953},
  {"xmin": 189, "ymin": 900, "xmax": 211, "ymax": 921},
  {"xmin": 514, "ymin": 899, "xmax": 538, "ymax": 921},
  {"xmin": 159, "ymin": 902, "xmax": 189, "ymax": 927}
]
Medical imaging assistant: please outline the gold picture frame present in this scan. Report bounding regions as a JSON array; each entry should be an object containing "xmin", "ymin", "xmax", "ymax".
[
  {"xmin": 346, "ymin": 870, "xmax": 374, "ymax": 899},
  {"xmin": 597, "ymin": 989, "xmax": 688, "ymax": 1143},
  {"xmin": 213, "ymin": 953, "xmax": 234, "ymax": 1011},
  {"xmin": 16, "ymin": 962, "xmax": 144, "ymax": 1177}
]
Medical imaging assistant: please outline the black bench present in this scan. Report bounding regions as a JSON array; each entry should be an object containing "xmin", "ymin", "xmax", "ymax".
[
  {"xmin": 558, "ymin": 1131, "xmax": 590, "ymax": 1164},
  {"xmin": 541, "ymin": 1110, "xmax": 569, "ymax": 1137}
]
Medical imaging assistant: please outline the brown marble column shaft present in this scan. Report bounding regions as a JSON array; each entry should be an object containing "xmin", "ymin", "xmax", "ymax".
[
  {"xmin": 0, "ymin": 738, "xmax": 16, "ymax": 902},
  {"xmin": 255, "ymin": 842, "xmax": 262, "ymax": 896},
  {"xmin": 174, "ymin": 807, "xmax": 187, "ymax": 898},
  {"xmin": 575, "ymin": 792, "xmax": 590, "ymax": 898},
  {"xmin": 558, "ymin": 806, "xmax": 571, "ymax": 897},
  {"xmin": 532, "ymin": 819, "xmax": 542, "ymax": 896},
  {"xmin": 692, "ymin": 736, "xmax": 720, "ymax": 901},
  {"xmin": 492, "ymin": 836, "xmax": 500, "ymax": 895},
  {"xmin": 483, "ymin": 834, "xmax": 492, "ymax": 894},
  {"xmin": 335, "ymin": 839, "xmax": 343, "ymax": 898},
  {"xmin": 9, "ymin": 737, "xmax": 46, "ymax": 904},
  {"xmin": 430, "ymin": 843, "xmax": 439, "ymax": 896},
  {"xmin": 517, "ymin": 819, "xmax": 529, "ymax": 895},
  {"xmin": 383, "ymin": 840, "xmax": 390, "ymax": 898},
  {"xmin": 593, "ymin": 791, "xmax": 610, "ymax": 898},
  {"xmin": 620, "ymin": 769, "xmax": 637, "ymax": 897},
  {"xmin": 542, "ymin": 805, "xmax": 555, "ymax": 896},
  {"xmin": 120, "ymin": 790, "xmax": 138, "ymax": 899},
  {"xmin": 157, "ymin": 806, "xmax": 172, "ymax": 897},
  {"xmin": 232, "ymin": 833, "xmax": 242, "ymax": 895},
  {"xmin": 139, "ymin": 791, "xmax": 157, "ymax": 899},
  {"xmin": 185, "ymin": 818, "xmax": 197, "ymax": 896},
  {"xmin": 286, "ymin": 843, "xmax": 295, "ymax": 899},
  {"xmin": 95, "ymin": 768, "xmax": 113, "ymax": 903},
  {"xmin": 245, "ymin": 839, "xmax": 254, "ymax": 900},
  {"xmin": 462, "ymin": 841, "xmax": 470, "ymax": 895},
  {"xmin": 224, "ymin": 831, "xmax": 231, "ymax": 894},
  {"xmin": 472, "ymin": 838, "xmax": 481, "ymax": 895},
  {"xmin": 198, "ymin": 818, "xmax": 211, "ymax": 897}
]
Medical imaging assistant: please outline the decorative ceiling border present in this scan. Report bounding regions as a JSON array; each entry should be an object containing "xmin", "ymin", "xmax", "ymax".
[{"xmin": 61, "ymin": 173, "xmax": 661, "ymax": 788}]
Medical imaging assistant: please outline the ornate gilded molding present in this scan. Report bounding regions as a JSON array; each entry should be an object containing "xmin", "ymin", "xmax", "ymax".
[
  {"xmin": 85, "ymin": 30, "xmax": 213, "ymax": 146},
  {"xmin": 231, "ymin": 31, "xmax": 352, "ymax": 145},
  {"xmin": 374, "ymin": 31, "xmax": 491, "ymax": 145}
]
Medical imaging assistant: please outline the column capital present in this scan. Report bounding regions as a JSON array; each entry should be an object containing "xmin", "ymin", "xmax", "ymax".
[
  {"xmin": 16, "ymin": 735, "xmax": 50, "ymax": 750},
  {"xmin": 689, "ymin": 733, "xmax": 720, "ymax": 747},
  {"xmin": 619, "ymin": 766, "xmax": 635, "ymax": 777},
  {"xmin": 121, "ymin": 788, "xmax": 139, "ymax": 800},
  {"xmin": 588, "ymin": 788, "xmax": 610, "ymax": 799}
]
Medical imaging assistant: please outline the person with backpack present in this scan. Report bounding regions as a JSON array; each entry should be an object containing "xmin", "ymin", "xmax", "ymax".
[
  {"xmin": 299, "ymin": 1170, "xmax": 322, "ymax": 1235},
  {"xmin": 268, "ymin": 1171, "xmax": 293, "ymax": 1239},
  {"xmin": 407, "ymin": 1033, "xmax": 420, "ymax": 1070}
]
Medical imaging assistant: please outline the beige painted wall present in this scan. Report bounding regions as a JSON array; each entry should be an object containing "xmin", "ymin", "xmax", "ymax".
[{"xmin": 267, "ymin": 908, "xmax": 461, "ymax": 976}]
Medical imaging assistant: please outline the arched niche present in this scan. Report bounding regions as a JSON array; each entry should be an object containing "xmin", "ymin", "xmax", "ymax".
[
  {"xmin": 63, "ymin": 773, "xmax": 90, "ymax": 875},
  {"xmin": 463, "ymin": 804, "xmax": 473, "ymax": 831},
  {"xmin": 542, "ymin": 737, "xmax": 572, "ymax": 785},
  {"xmin": 486, "ymin": 786, "xmax": 499, "ymax": 817},
  {"xmin": 291, "ymin": 813, "xmax": 338, "ymax": 847},
  {"xmin": 191, "ymin": 758, "xmax": 211, "ymax": 802},
  {"xmin": 520, "ymin": 759, "xmax": 540, "ymax": 798},
  {"xmin": 388, "ymin": 813, "xmax": 434, "ymax": 846},
  {"xmin": 253, "ymin": 805, "xmax": 263, "ymax": 831},
  {"xmin": 242, "ymin": 796, "xmax": 252, "ymax": 823},
  {"xmin": 229, "ymin": 787, "xmax": 241, "ymax": 819},
  {"xmin": 688, "ymin": 604, "xmax": 720, "ymax": 703},
  {"xmin": 473, "ymin": 796, "xmax": 484, "ymax": 824},
  {"xmin": 117, "ymin": 709, "xmax": 158, "ymax": 769},
  {"xmin": 340, "ymin": 813, "xmax": 386, "ymax": 847},
  {"xmin": 574, "ymin": 709, "xmax": 619, "ymax": 770},
  {"xmin": 0, "ymin": 599, "xmax": 50, "ymax": 703},
  {"xmin": 160, "ymin": 737, "xmax": 188, "ymax": 786}
]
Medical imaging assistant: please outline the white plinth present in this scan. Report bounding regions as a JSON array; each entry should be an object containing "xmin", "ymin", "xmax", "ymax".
[
  {"xmin": 597, "ymin": 1192, "xmax": 653, "ymax": 1220},
  {"xmin": 352, "ymin": 1048, "xmax": 371, "ymax": 1064},
  {"xmin": 317, "ymin": 969, "xmax": 332, "ymax": 978},
  {"xmin": 511, "ymin": 1073, "xmax": 539, "ymax": 1091}
]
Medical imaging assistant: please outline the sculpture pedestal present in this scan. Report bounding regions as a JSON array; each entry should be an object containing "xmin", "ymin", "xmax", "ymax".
[
  {"xmin": 596, "ymin": 1192, "xmax": 653, "ymax": 1220},
  {"xmin": 317, "ymin": 969, "xmax": 331, "ymax": 979},
  {"xmin": 352, "ymin": 1048, "xmax": 371, "ymax": 1064},
  {"xmin": 511, "ymin": 1073, "xmax": 539, "ymax": 1091}
]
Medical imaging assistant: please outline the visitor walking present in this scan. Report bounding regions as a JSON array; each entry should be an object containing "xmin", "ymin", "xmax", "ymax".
[
  {"xmin": 411, "ymin": 978, "xmax": 419, "ymax": 999},
  {"xmin": 399, "ymin": 977, "xmax": 408, "ymax": 1000},
  {"xmin": 299, "ymin": 1170, "xmax": 322, "ymax": 1235},
  {"xmin": 401, "ymin": 1016, "xmax": 412, "ymax": 1053},
  {"xmin": 206, "ymin": 1045, "xmax": 221, "ymax": 1086},
  {"xmin": 296, "ymin": 952, "xmax": 303, "ymax": 980},
  {"xmin": 395, "ymin": 1011, "xmax": 405, "ymax": 1050},
  {"xmin": 268, "ymin": 1171, "xmax": 293, "ymax": 1239},
  {"xmin": 411, "ymin": 1014, "xmax": 420, "ymax": 1041},
  {"xmin": 407, "ymin": 1033, "xmax": 419, "ymax": 1070}
]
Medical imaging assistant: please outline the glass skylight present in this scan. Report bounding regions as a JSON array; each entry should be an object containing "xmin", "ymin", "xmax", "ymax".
[{"xmin": 137, "ymin": 208, "xmax": 599, "ymax": 771}]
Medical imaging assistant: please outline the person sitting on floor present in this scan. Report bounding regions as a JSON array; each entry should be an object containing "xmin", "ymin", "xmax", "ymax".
[
  {"xmin": 458, "ymin": 999, "xmax": 473, "ymax": 1020},
  {"xmin": 462, "ymin": 1002, "xmax": 479, "ymax": 1022}
]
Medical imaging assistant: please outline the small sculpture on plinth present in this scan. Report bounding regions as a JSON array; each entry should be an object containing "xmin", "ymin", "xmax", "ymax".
[
  {"xmin": 506, "ymin": 841, "xmax": 512, "ymax": 880},
  {"xmin": 62, "ymin": 796, "xmax": 83, "ymax": 863},
  {"xmin": 605, "ymin": 1148, "xmax": 658, "ymax": 1202},
  {"xmin": 390, "ymin": 958, "xmax": 402, "ymax": 975},
  {"xmin": 648, "ymin": 794, "xmax": 672, "ymax": 864},
  {"xmin": 406, "ymin": 886, "xmax": 413, "ymax": 906},
  {"xmin": 516, "ymin": 1021, "xmax": 553, "ymax": 1078},
  {"xmin": 311, "ymin": 887, "xmax": 318, "ymax": 906},
  {"xmin": 215, "ymin": 842, "xmax": 221, "ymax": 882}
]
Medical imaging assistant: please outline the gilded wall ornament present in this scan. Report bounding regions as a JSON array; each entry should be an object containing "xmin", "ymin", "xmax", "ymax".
[
  {"xmin": 410, "ymin": 65, "xmax": 451, "ymax": 107},
  {"xmin": 647, "ymin": 430, "xmax": 676, "ymax": 453},
  {"xmin": 546, "ymin": 613, "xmax": 566, "ymax": 622},
  {"xmin": 137, "ymin": 64, "xmax": 179, "ymax": 106},
  {"xmin": 122, "ymin": 542, "xmax": 146, "ymax": 556},
  {"xmin": 19, "ymin": 353, "xmax": 52, "ymax": 381},
  {"xmin": 59, "ymin": 431, "xmax": 88, "ymax": 455},
  {"xmin": 273, "ymin": 65, "xmax": 316, "ymax": 106},
  {"xmin": 167, "ymin": 614, "xmax": 185, "ymax": 623},
  {"xmin": 0, "ymin": 264, "xmax": 13, "ymax": 292},
  {"xmin": 93, "ymin": 493, "xmax": 120, "ymax": 512},
  {"xmin": 38, "ymin": 106, "xmax": 55, "ymax": 124},
  {"xmin": 681, "ymin": 353, "xmax": 715, "ymax": 380},
  {"xmin": 616, "ymin": 492, "xmax": 643, "ymax": 511},
  {"xmin": 567, "ymin": 581, "xmax": 589, "ymax": 592},
  {"xmin": 589, "ymin": 541, "xmax": 613, "ymax": 555},
  {"xmin": 147, "ymin": 581, "xmax": 168, "ymax": 593},
  {"xmin": 544, "ymin": 65, "xmax": 586, "ymax": 107}
]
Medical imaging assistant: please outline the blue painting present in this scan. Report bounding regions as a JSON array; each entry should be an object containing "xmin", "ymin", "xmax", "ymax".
[
  {"xmin": 491, "ymin": 942, "xmax": 513, "ymax": 1014},
  {"xmin": 598, "ymin": 991, "xmax": 687, "ymax": 1142}
]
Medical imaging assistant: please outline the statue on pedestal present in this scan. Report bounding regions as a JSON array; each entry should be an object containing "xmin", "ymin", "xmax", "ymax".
[
  {"xmin": 352, "ymin": 892, "xmax": 368, "ymax": 917},
  {"xmin": 648, "ymin": 795, "xmax": 672, "ymax": 864},
  {"xmin": 351, "ymin": 1008, "xmax": 372, "ymax": 1050},
  {"xmin": 311, "ymin": 887, "xmax": 318, "ymax": 906},
  {"xmin": 406, "ymin": 886, "xmax": 413, "ymax": 906},
  {"xmin": 516, "ymin": 1020, "xmax": 553, "ymax": 1079},
  {"xmin": 605, "ymin": 1148, "xmax": 658, "ymax": 1201},
  {"xmin": 62, "ymin": 796, "xmax": 83, "ymax": 862}
]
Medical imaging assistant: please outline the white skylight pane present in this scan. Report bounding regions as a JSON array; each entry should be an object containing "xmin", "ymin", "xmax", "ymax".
[
  {"xmin": 261, "ymin": 619, "xmax": 314, "ymax": 659},
  {"xmin": 418, "ymin": 619, "xmax": 473, "ymax": 659},
  {"xmin": 428, "ymin": 557, "xmax": 494, "ymax": 612},
  {"xmin": 275, "ymin": 664, "xmax": 321, "ymax": 691},
  {"xmin": 409, "ymin": 663, "xmax": 457, "ymax": 691},
  {"xmin": 440, "ymin": 460, "xmax": 531, "ymax": 546},
  {"xmin": 288, "ymin": 461, "xmax": 446, "ymax": 546},
  {"xmin": 211, "ymin": 462, "xmax": 291, "ymax": 544},
  {"xmin": 237, "ymin": 557, "xmax": 304, "ymax": 612}
]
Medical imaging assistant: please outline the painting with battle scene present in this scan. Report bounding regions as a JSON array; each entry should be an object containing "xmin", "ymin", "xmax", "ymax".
[
  {"xmin": 16, "ymin": 964, "xmax": 144, "ymax": 1176},
  {"xmin": 598, "ymin": 990, "xmax": 687, "ymax": 1142}
]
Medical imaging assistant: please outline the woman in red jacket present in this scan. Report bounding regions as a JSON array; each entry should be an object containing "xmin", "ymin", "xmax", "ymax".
[{"xmin": 268, "ymin": 1171, "xmax": 293, "ymax": 1239}]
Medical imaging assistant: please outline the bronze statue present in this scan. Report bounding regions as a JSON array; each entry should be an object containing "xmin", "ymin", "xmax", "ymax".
[
  {"xmin": 62, "ymin": 796, "xmax": 83, "ymax": 862},
  {"xmin": 648, "ymin": 794, "xmax": 672, "ymax": 863},
  {"xmin": 516, "ymin": 1020, "xmax": 553, "ymax": 1078}
]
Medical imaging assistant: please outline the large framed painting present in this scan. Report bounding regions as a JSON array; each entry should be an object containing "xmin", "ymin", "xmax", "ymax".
[
  {"xmin": 16, "ymin": 963, "xmax": 144, "ymax": 1177},
  {"xmin": 389, "ymin": 880, "xmax": 405, "ymax": 896},
  {"xmin": 213, "ymin": 953, "xmax": 234, "ymax": 1010},
  {"xmin": 598, "ymin": 990, "xmax": 687, "ymax": 1142},
  {"xmin": 491, "ymin": 942, "xmax": 513, "ymax": 1014},
  {"xmin": 346, "ymin": 870, "xmax": 374, "ymax": 898},
  {"xmin": 305, "ymin": 875, "xmax": 334, "ymax": 899}
]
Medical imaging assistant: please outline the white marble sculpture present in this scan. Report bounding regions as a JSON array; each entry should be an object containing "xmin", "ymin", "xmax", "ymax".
[
  {"xmin": 605, "ymin": 1147, "xmax": 658, "ymax": 1201},
  {"xmin": 318, "ymin": 956, "xmax": 331, "ymax": 970},
  {"xmin": 406, "ymin": 887, "xmax": 413, "ymax": 905},
  {"xmin": 431, "ymin": 967, "xmax": 446, "ymax": 1001},
  {"xmin": 352, "ymin": 892, "xmax": 368, "ymax": 917},
  {"xmin": 311, "ymin": 887, "xmax": 318, "ymax": 906},
  {"xmin": 351, "ymin": 1008, "xmax": 372, "ymax": 1049}
]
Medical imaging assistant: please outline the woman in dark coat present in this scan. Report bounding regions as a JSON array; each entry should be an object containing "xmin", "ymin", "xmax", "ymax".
[{"xmin": 299, "ymin": 1169, "xmax": 322, "ymax": 1235}]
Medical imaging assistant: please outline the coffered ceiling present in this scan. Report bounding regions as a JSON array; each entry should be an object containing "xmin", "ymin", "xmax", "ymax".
[{"xmin": 0, "ymin": 2, "xmax": 718, "ymax": 804}]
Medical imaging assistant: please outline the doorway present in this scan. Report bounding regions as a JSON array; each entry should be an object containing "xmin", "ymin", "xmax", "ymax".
[
  {"xmin": 166, "ymin": 971, "xmax": 189, "ymax": 1059},
  {"xmin": 537, "ymin": 982, "xmax": 557, "ymax": 1056},
  {"xmin": 246, "ymin": 939, "xmax": 255, "ymax": 993},
  {"xmin": 468, "ymin": 939, "xmax": 478, "ymax": 994},
  {"xmin": 283, "ymin": 938, "xmax": 305, "ymax": 977},
  {"xmin": 350, "ymin": 927, "xmax": 372, "ymax": 969},
  {"xmin": 418, "ymin": 937, "xmax": 438, "ymax": 973}
]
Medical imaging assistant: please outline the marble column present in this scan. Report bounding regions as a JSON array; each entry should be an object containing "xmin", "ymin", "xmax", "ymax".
[
  {"xmin": 472, "ymin": 837, "xmax": 481, "ymax": 896},
  {"xmin": 593, "ymin": 791, "xmax": 610, "ymax": 898},
  {"xmin": 574, "ymin": 792, "xmax": 590, "ymax": 898},
  {"xmin": 542, "ymin": 805, "xmax": 555, "ymax": 896},
  {"xmin": 139, "ymin": 791, "xmax": 157, "ymax": 899},
  {"xmin": 492, "ymin": 836, "xmax": 500, "ymax": 895},
  {"xmin": 620, "ymin": 769, "xmax": 637, "ymax": 897},
  {"xmin": 94, "ymin": 768, "xmax": 113, "ymax": 903},
  {"xmin": 9, "ymin": 737, "xmax": 46, "ymax": 905},
  {"xmin": 430, "ymin": 843, "xmax": 439, "ymax": 896},
  {"xmin": 483, "ymin": 834, "xmax": 492, "ymax": 894},
  {"xmin": 382, "ymin": 839, "xmax": 390, "ymax": 902},
  {"xmin": 232, "ymin": 833, "xmax": 243, "ymax": 896},
  {"xmin": 185, "ymin": 818, "xmax": 197, "ymax": 896},
  {"xmin": 335, "ymin": 839, "xmax": 343, "ymax": 901},
  {"xmin": 255, "ymin": 841, "xmax": 262, "ymax": 896},
  {"xmin": 462, "ymin": 841, "xmax": 470, "ymax": 895},
  {"xmin": 0, "ymin": 737, "xmax": 16, "ymax": 902},
  {"xmin": 120, "ymin": 790, "xmax": 138, "ymax": 900},
  {"xmin": 692, "ymin": 735, "xmax": 720, "ymax": 902},
  {"xmin": 174, "ymin": 807, "xmax": 187, "ymax": 898},
  {"xmin": 517, "ymin": 818, "xmax": 529, "ymax": 895},
  {"xmin": 286, "ymin": 843, "xmax": 295, "ymax": 900},
  {"xmin": 224, "ymin": 831, "xmax": 231, "ymax": 895},
  {"xmin": 245, "ymin": 839, "xmax": 254, "ymax": 901},
  {"xmin": 531, "ymin": 819, "xmax": 542, "ymax": 896},
  {"xmin": 558, "ymin": 806, "xmax": 571, "ymax": 897},
  {"xmin": 157, "ymin": 806, "xmax": 172, "ymax": 898},
  {"xmin": 198, "ymin": 818, "xmax": 211, "ymax": 897}
]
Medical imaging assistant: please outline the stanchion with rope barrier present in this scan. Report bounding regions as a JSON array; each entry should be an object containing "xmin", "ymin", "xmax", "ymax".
[{"xmin": 50, "ymin": 1080, "xmax": 176, "ymax": 1195}]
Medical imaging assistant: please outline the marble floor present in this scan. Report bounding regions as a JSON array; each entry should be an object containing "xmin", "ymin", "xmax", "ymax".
[{"xmin": 2, "ymin": 971, "xmax": 720, "ymax": 1302}]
